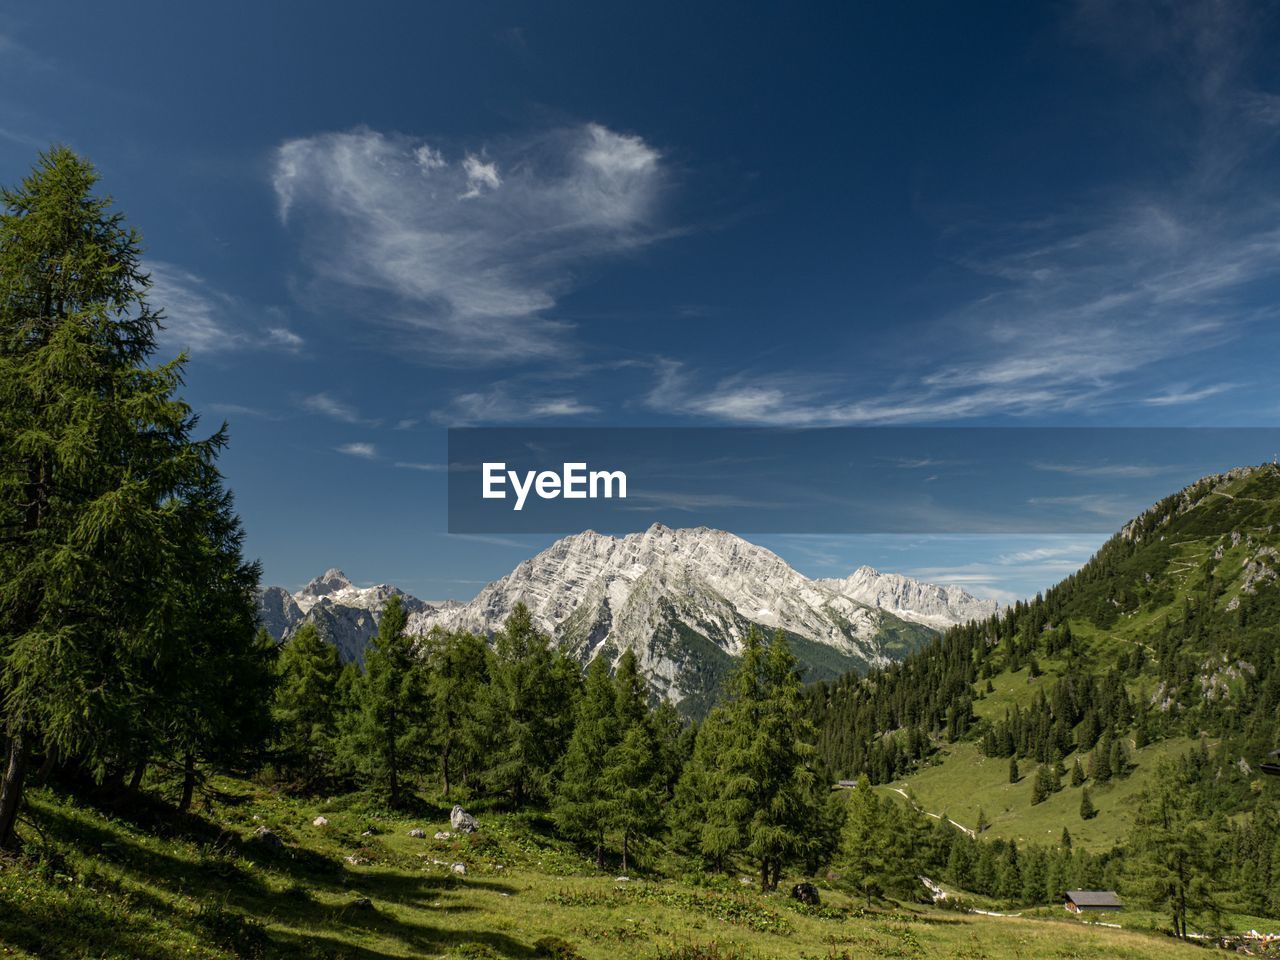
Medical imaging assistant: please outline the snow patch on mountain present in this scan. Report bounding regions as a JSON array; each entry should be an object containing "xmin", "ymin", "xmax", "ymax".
[
  {"xmin": 816, "ymin": 566, "xmax": 998, "ymax": 631},
  {"xmin": 256, "ymin": 527, "xmax": 997, "ymax": 707}
]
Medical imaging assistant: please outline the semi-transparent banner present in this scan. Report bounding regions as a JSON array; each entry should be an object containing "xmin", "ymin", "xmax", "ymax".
[{"xmin": 447, "ymin": 427, "xmax": 1280, "ymax": 534}]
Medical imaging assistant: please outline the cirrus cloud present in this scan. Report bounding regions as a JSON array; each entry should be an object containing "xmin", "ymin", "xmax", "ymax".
[{"xmin": 272, "ymin": 123, "xmax": 666, "ymax": 365}]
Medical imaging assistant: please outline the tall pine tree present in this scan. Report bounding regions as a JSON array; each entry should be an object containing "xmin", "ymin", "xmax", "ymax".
[{"xmin": 0, "ymin": 148, "xmax": 222, "ymax": 847}]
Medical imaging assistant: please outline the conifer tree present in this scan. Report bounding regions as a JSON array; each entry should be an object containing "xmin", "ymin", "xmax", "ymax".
[
  {"xmin": 1009, "ymin": 756, "xmax": 1020, "ymax": 783},
  {"xmin": 1090, "ymin": 738, "xmax": 1113, "ymax": 784},
  {"xmin": 841, "ymin": 774, "xmax": 888, "ymax": 905},
  {"xmin": 1079, "ymin": 786, "xmax": 1096, "ymax": 820},
  {"xmin": 1128, "ymin": 760, "xmax": 1219, "ymax": 939},
  {"xmin": 0, "ymin": 149, "xmax": 221, "ymax": 847},
  {"xmin": 160, "ymin": 476, "xmax": 275, "ymax": 810},
  {"xmin": 342, "ymin": 595, "xmax": 426, "ymax": 807},
  {"xmin": 478, "ymin": 604, "xmax": 577, "ymax": 806},
  {"xmin": 697, "ymin": 629, "xmax": 830, "ymax": 891},
  {"xmin": 553, "ymin": 656, "xmax": 618, "ymax": 867},
  {"xmin": 1071, "ymin": 757, "xmax": 1085, "ymax": 787},
  {"xmin": 670, "ymin": 713, "xmax": 731, "ymax": 864},
  {"xmin": 272, "ymin": 623, "xmax": 342, "ymax": 789},
  {"xmin": 1031, "ymin": 764, "xmax": 1053, "ymax": 805},
  {"xmin": 601, "ymin": 651, "xmax": 663, "ymax": 873},
  {"xmin": 422, "ymin": 628, "xmax": 489, "ymax": 797}
]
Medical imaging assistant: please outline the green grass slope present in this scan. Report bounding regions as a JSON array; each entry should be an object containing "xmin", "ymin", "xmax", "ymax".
[{"xmin": 0, "ymin": 779, "xmax": 1224, "ymax": 960}]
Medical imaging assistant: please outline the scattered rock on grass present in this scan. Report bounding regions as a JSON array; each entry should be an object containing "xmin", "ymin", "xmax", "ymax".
[
  {"xmin": 312, "ymin": 816, "xmax": 329, "ymax": 827},
  {"xmin": 252, "ymin": 826, "xmax": 283, "ymax": 848},
  {"xmin": 450, "ymin": 804, "xmax": 479, "ymax": 833},
  {"xmin": 434, "ymin": 830, "xmax": 452, "ymax": 840},
  {"xmin": 452, "ymin": 862, "xmax": 467, "ymax": 875},
  {"xmin": 408, "ymin": 828, "xmax": 426, "ymax": 838},
  {"xmin": 350, "ymin": 897, "xmax": 373, "ymax": 910}
]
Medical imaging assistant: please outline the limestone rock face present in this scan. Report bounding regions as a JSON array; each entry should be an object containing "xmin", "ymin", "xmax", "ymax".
[
  {"xmin": 407, "ymin": 525, "xmax": 993, "ymax": 707},
  {"xmin": 258, "ymin": 527, "xmax": 996, "ymax": 708}
]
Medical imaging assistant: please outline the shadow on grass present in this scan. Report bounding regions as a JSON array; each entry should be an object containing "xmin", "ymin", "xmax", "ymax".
[{"xmin": 25, "ymin": 797, "xmax": 529, "ymax": 960}]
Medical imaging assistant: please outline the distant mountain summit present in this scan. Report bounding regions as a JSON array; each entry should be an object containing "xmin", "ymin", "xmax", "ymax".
[
  {"xmin": 256, "ymin": 525, "xmax": 997, "ymax": 711},
  {"xmin": 256, "ymin": 569, "xmax": 453, "ymax": 663},
  {"xmin": 816, "ymin": 565, "xmax": 998, "ymax": 631}
]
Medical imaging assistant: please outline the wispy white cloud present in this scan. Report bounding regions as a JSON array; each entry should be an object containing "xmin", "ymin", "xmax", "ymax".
[
  {"xmin": 208, "ymin": 402, "xmax": 284, "ymax": 421},
  {"xmin": 147, "ymin": 262, "xmax": 303, "ymax": 356},
  {"xmin": 302, "ymin": 393, "xmax": 380, "ymax": 426},
  {"xmin": 393, "ymin": 461, "xmax": 447, "ymax": 472},
  {"xmin": 336, "ymin": 442, "xmax": 378, "ymax": 459},
  {"xmin": 433, "ymin": 385, "xmax": 599, "ymax": 425},
  {"xmin": 646, "ymin": 4, "xmax": 1280, "ymax": 427},
  {"xmin": 1142, "ymin": 383, "xmax": 1238, "ymax": 406},
  {"xmin": 272, "ymin": 123, "xmax": 666, "ymax": 364},
  {"xmin": 1031, "ymin": 461, "xmax": 1179, "ymax": 479},
  {"xmin": 1026, "ymin": 494, "xmax": 1136, "ymax": 518}
]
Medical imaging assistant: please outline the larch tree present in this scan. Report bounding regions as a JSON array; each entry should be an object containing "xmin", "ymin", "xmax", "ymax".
[
  {"xmin": 478, "ymin": 604, "xmax": 578, "ymax": 806},
  {"xmin": 1127, "ymin": 759, "xmax": 1219, "ymax": 939},
  {"xmin": 422, "ymin": 627, "xmax": 489, "ymax": 797},
  {"xmin": 342, "ymin": 594, "xmax": 427, "ymax": 807},
  {"xmin": 272, "ymin": 622, "xmax": 342, "ymax": 789},
  {"xmin": 553, "ymin": 655, "xmax": 619, "ymax": 868},
  {"xmin": 0, "ymin": 148, "xmax": 221, "ymax": 848},
  {"xmin": 601, "ymin": 651, "xmax": 663, "ymax": 873},
  {"xmin": 698, "ymin": 628, "xmax": 830, "ymax": 892}
]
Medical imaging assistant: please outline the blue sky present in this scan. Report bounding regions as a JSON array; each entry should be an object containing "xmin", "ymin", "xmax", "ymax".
[{"xmin": 3, "ymin": 1, "xmax": 1280, "ymax": 604}]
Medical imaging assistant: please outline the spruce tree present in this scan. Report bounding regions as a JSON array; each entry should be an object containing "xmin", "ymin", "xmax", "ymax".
[
  {"xmin": 976, "ymin": 807, "xmax": 991, "ymax": 833},
  {"xmin": 1009, "ymin": 756, "xmax": 1020, "ymax": 783},
  {"xmin": 0, "ymin": 148, "xmax": 218, "ymax": 847},
  {"xmin": 1079, "ymin": 787, "xmax": 1096, "ymax": 820},
  {"xmin": 1071, "ymin": 757, "xmax": 1085, "ymax": 787},
  {"xmin": 1091, "ymin": 737, "xmax": 1113, "ymax": 784},
  {"xmin": 1031, "ymin": 765, "xmax": 1053, "ymax": 805}
]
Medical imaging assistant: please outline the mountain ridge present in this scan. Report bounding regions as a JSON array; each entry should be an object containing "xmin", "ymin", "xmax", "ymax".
[{"xmin": 256, "ymin": 524, "xmax": 997, "ymax": 709}]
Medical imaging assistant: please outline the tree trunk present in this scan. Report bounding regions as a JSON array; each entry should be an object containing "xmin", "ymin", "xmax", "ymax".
[
  {"xmin": 0, "ymin": 733, "xmax": 30, "ymax": 851},
  {"xmin": 595, "ymin": 834, "xmax": 605, "ymax": 870},
  {"xmin": 441, "ymin": 738, "xmax": 451, "ymax": 798},
  {"xmin": 622, "ymin": 833, "xmax": 630, "ymax": 874},
  {"xmin": 759, "ymin": 858, "xmax": 770, "ymax": 893},
  {"xmin": 128, "ymin": 758, "xmax": 147, "ymax": 792},
  {"xmin": 178, "ymin": 752, "xmax": 196, "ymax": 813}
]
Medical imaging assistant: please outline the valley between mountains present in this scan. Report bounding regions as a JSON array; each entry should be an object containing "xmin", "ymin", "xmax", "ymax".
[{"xmin": 257, "ymin": 524, "xmax": 997, "ymax": 711}]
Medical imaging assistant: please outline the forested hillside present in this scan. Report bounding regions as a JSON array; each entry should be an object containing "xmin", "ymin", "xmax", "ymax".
[{"xmin": 807, "ymin": 464, "xmax": 1280, "ymax": 929}]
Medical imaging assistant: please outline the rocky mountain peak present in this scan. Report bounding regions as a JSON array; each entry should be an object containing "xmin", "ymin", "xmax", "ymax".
[{"xmin": 299, "ymin": 568, "xmax": 353, "ymax": 597}]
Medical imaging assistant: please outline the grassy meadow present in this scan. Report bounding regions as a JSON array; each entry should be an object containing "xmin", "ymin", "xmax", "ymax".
[{"xmin": 0, "ymin": 778, "xmax": 1237, "ymax": 960}]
